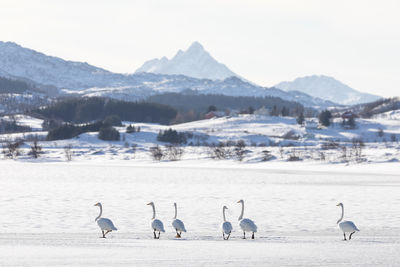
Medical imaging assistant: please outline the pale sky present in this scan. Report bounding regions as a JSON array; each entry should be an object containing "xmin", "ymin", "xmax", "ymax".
[{"xmin": 1, "ymin": 0, "xmax": 399, "ymax": 97}]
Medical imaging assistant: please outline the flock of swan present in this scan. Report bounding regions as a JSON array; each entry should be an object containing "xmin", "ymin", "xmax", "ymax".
[{"xmin": 94, "ymin": 200, "xmax": 359, "ymax": 241}]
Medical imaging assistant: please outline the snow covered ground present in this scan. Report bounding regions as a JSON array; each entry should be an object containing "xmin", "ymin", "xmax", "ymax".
[{"xmin": 0, "ymin": 162, "xmax": 399, "ymax": 266}]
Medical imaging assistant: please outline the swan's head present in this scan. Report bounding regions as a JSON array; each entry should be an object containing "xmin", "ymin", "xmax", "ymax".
[
  {"xmin": 147, "ymin": 202, "xmax": 154, "ymax": 206},
  {"xmin": 336, "ymin": 203, "xmax": 343, "ymax": 207},
  {"xmin": 237, "ymin": 200, "xmax": 244, "ymax": 204},
  {"xmin": 223, "ymin": 205, "xmax": 228, "ymax": 210},
  {"xmin": 174, "ymin": 202, "xmax": 177, "ymax": 207},
  {"xmin": 94, "ymin": 202, "xmax": 101, "ymax": 207}
]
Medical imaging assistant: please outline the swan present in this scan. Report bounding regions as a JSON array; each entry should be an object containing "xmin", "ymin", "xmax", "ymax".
[
  {"xmin": 336, "ymin": 202, "xmax": 359, "ymax": 240},
  {"xmin": 94, "ymin": 202, "xmax": 117, "ymax": 238},
  {"xmin": 237, "ymin": 200, "xmax": 257, "ymax": 239},
  {"xmin": 147, "ymin": 202, "xmax": 165, "ymax": 239},
  {"xmin": 172, "ymin": 202, "xmax": 186, "ymax": 238},
  {"xmin": 221, "ymin": 205, "xmax": 233, "ymax": 240}
]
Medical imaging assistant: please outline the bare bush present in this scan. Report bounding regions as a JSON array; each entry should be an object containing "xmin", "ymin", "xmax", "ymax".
[
  {"xmin": 209, "ymin": 142, "xmax": 231, "ymax": 160},
  {"xmin": 339, "ymin": 145, "xmax": 348, "ymax": 163},
  {"xmin": 321, "ymin": 140, "xmax": 339, "ymax": 150},
  {"xmin": 30, "ymin": 140, "xmax": 42, "ymax": 159},
  {"xmin": 288, "ymin": 149, "xmax": 301, "ymax": 161},
  {"xmin": 165, "ymin": 144, "xmax": 184, "ymax": 161},
  {"xmin": 352, "ymin": 138, "xmax": 365, "ymax": 162},
  {"xmin": 150, "ymin": 145, "xmax": 164, "ymax": 161},
  {"xmin": 64, "ymin": 144, "xmax": 73, "ymax": 161},
  {"xmin": 2, "ymin": 139, "xmax": 23, "ymax": 159},
  {"xmin": 261, "ymin": 150, "xmax": 273, "ymax": 161},
  {"xmin": 234, "ymin": 140, "xmax": 246, "ymax": 161}
]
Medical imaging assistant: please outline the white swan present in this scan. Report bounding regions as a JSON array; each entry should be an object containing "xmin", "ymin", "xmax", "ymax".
[
  {"xmin": 147, "ymin": 202, "xmax": 165, "ymax": 239},
  {"xmin": 337, "ymin": 202, "xmax": 359, "ymax": 240},
  {"xmin": 172, "ymin": 202, "xmax": 186, "ymax": 238},
  {"xmin": 237, "ymin": 200, "xmax": 257, "ymax": 239},
  {"xmin": 221, "ymin": 205, "xmax": 233, "ymax": 240},
  {"xmin": 94, "ymin": 202, "xmax": 117, "ymax": 238}
]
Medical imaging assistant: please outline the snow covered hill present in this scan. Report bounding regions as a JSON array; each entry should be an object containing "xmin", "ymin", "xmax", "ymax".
[
  {"xmin": 275, "ymin": 75, "xmax": 381, "ymax": 105},
  {"xmin": 0, "ymin": 41, "xmax": 335, "ymax": 108},
  {"xmin": 135, "ymin": 41, "xmax": 238, "ymax": 80}
]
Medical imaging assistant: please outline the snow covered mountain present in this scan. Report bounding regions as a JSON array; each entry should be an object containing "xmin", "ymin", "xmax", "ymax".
[
  {"xmin": 0, "ymin": 41, "xmax": 335, "ymax": 108},
  {"xmin": 275, "ymin": 75, "xmax": 381, "ymax": 105},
  {"xmin": 135, "ymin": 41, "xmax": 238, "ymax": 80}
]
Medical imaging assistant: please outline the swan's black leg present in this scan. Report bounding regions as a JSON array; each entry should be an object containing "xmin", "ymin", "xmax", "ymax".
[
  {"xmin": 104, "ymin": 230, "xmax": 111, "ymax": 237},
  {"xmin": 153, "ymin": 230, "xmax": 157, "ymax": 239},
  {"xmin": 227, "ymin": 233, "xmax": 230, "ymax": 240},
  {"xmin": 101, "ymin": 230, "xmax": 105, "ymax": 238},
  {"xmin": 252, "ymin": 232, "xmax": 255, "ymax": 239},
  {"xmin": 343, "ymin": 233, "xmax": 347, "ymax": 241},
  {"xmin": 223, "ymin": 232, "xmax": 225, "ymax": 240},
  {"xmin": 179, "ymin": 231, "xmax": 182, "ymax": 237},
  {"xmin": 349, "ymin": 231, "xmax": 355, "ymax": 240},
  {"xmin": 158, "ymin": 231, "xmax": 161, "ymax": 239},
  {"xmin": 243, "ymin": 231, "xmax": 246, "ymax": 239}
]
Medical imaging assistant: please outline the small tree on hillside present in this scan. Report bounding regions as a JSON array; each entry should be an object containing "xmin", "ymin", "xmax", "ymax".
[
  {"xmin": 318, "ymin": 110, "xmax": 332, "ymax": 127},
  {"xmin": 296, "ymin": 112, "xmax": 305, "ymax": 125},
  {"xmin": 207, "ymin": 105, "xmax": 217, "ymax": 113}
]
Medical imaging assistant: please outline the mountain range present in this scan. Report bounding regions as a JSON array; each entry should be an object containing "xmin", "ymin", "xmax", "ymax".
[
  {"xmin": 0, "ymin": 41, "xmax": 380, "ymax": 107},
  {"xmin": 135, "ymin": 41, "xmax": 238, "ymax": 80},
  {"xmin": 275, "ymin": 75, "xmax": 381, "ymax": 105}
]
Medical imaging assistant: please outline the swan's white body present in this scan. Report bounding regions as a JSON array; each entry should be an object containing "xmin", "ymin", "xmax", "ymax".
[
  {"xmin": 237, "ymin": 200, "xmax": 257, "ymax": 239},
  {"xmin": 337, "ymin": 203, "xmax": 359, "ymax": 240},
  {"xmin": 221, "ymin": 206, "xmax": 232, "ymax": 240},
  {"xmin": 148, "ymin": 202, "xmax": 165, "ymax": 239},
  {"xmin": 94, "ymin": 202, "xmax": 117, "ymax": 238},
  {"xmin": 172, "ymin": 203, "xmax": 186, "ymax": 238}
]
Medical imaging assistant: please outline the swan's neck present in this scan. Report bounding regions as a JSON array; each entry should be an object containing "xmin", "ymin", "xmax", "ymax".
[
  {"xmin": 238, "ymin": 202, "xmax": 244, "ymax": 221},
  {"xmin": 173, "ymin": 204, "xmax": 177, "ymax": 219},
  {"xmin": 223, "ymin": 208, "xmax": 227, "ymax": 222},
  {"xmin": 151, "ymin": 204, "xmax": 156, "ymax": 220},
  {"xmin": 337, "ymin": 205, "xmax": 344, "ymax": 224},
  {"xmin": 96, "ymin": 204, "xmax": 102, "ymax": 221}
]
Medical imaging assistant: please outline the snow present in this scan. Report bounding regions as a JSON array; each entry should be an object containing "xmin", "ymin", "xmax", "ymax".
[{"xmin": 0, "ymin": 162, "xmax": 399, "ymax": 265}]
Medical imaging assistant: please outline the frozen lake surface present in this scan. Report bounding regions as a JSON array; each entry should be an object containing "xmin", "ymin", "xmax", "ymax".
[{"xmin": 0, "ymin": 162, "xmax": 399, "ymax": 266}]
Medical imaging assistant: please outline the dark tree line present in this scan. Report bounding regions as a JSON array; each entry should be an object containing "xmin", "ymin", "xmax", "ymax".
[
  {"xmin": 0, "ymin": 76, "xmax": 32, "ymax": 94},
  {"xmin": 32, "ymin": 97, "xmax": 177, "ymax": 124},
  {"xmin": 146, "ymin": 92, "xmax": 305, "ymax": 115}
]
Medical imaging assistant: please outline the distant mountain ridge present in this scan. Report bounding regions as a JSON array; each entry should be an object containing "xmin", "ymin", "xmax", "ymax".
[
  {"xmin": 275, "ymin": 75, "xmax": 381, "ymax": 105},
  {"xmin": 135, "ymin": 41, "xmax": 238, "ymax": 80},
  {"xmin": 0, "ymin": 41, "xmax": 336, "ymax": 108}
]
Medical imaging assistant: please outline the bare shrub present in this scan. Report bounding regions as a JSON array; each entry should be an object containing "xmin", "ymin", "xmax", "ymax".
[
  {"xmin": 261, "ymin": 150, "xmax": 273, "ymax": 161},
  {"xmin": 352, "ymin": 138, "xmax": 365, "ymax": 162},
  {"xmin": 209, "ymin": 142, "xmax": 231, "ymax": 160},
  {"xmin": 2, "ymin": 139, "xmax": 23, "ymax": 159},
  {"xmin": 64, "ymin": 144, "xmax": 73, "ymax": 161},
  {"xmin": 234, "ymin": 140, "xmax": 246, "ymax": 161},
  {"xmin": 321, "ymin": 140, "xmax": 339, "ymax": 150},
  {"xmin": 30, "ymin": 139, "xmax": 42, "ymax": 159},
  {"xmin": 288, "ymin": 149, "xmax": 301, "ymax": 161},
  {"xmin": 150, "ymin": 145, "xmax": 164, "ymax": 161},
  {"xmin": 279, "ymin": 147, "xmax": 285, "ymax": 159},
  {"xmin": 165, "ymin": 144, "xmax": 184, "ymax": 161},
  {"xmin": 339, "ymin": 145, "xmax": 348, "ymax": 163}
]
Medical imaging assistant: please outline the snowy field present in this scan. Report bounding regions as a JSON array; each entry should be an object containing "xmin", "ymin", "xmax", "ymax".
[{"xmin": 1, "ymin": 161, "xmax": 400, "ymax": 266}]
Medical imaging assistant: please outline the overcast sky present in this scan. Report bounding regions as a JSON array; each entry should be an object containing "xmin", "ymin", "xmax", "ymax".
[{"xmin": 1, "ymin": 0, "xmax": 399, "ymax": 97}]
